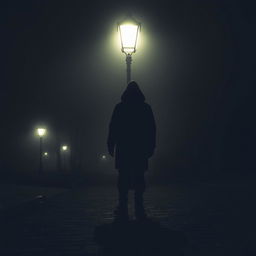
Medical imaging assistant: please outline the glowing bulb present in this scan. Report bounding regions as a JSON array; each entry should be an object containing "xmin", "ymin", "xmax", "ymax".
[
  {"xmin": 62, "ymin": 145, "xmax": 68, "ymax": 151},
  {"xmin": 102, "ymin": 155, "xmax": 106, "ymax": 160},
  {"xmin": 44, "ymin": 152, "xmax": 48, "ymax": 156},
  {"xmin": 37, "ymin": 128, "xmax": 46, "ymax": 137},
  {"xmin": 118, "ymin": 19, "xmax": 140, "ymax": 54}
]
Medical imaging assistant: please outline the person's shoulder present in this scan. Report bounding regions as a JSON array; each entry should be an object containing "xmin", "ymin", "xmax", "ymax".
[
  {"xmin": 113, "ymin": 102, "xmax": 123, "ymax": 112},
  {"xmin": 115, "ymin": 102, "xmax": 123, "ymax": 108},
  {"xmin": 143, "ymin": 102, "xmax": 152, "ymax": 110}
]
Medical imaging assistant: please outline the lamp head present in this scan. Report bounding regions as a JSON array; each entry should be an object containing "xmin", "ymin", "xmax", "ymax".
[
  {"xmin": 62, "ymin": 145, "xmax": 68, "ymax": 151},
  {"xmin": 37, "ymin": 128, "xmax": 46, "ymax": 137},
  {"xmin": 118, "ymin": 16, "xmax": 141, "ymax": 55}
]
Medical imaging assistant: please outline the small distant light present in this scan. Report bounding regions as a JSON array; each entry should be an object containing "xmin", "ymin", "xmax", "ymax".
[
  {"xmin": 102, "ymin": 155, "xmax": 106, "ymax": 160},
  {"xmin": 43, "ymin": 152, "xmax": 48, "ymax": 156},
  {"xmin": 62, "ymin": 145, "xmax": 68, "ymax": 151}
]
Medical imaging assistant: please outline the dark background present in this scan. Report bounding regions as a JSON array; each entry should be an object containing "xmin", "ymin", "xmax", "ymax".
[{"xmin": 1, "ymin": 0, "xmax": 255, "ymax": 183}]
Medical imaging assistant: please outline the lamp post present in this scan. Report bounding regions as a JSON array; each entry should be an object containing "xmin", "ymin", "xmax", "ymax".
[
  {"xmin": 118, "ymin": 16, "xmax": 141, "ymax": 84},
  {"xmin": 37, "ymin": 128, "xmax": 46, "ymax": 173},
  {"xmin": 61, "ymin": 145, "xmax": 69, "ymax": 171}
]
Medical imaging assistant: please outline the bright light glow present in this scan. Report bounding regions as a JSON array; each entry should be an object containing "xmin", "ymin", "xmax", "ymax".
[
  {"xmin": 102, "ymin": 155, "xmax": 106, "ymax": 160},
  {"xmin": 37, "ymin": 128, "xmax": 46, "ymax": 137},
  {"xmin": 62, "ymin": 145, "xmax": 68, "ymax": 151},
  {"xmin": 119, "ymin": 23, "xmax": 140, "ymax": 54},
  {"xmin": 44, "ymin": 152, "xmax": 48, "ymax": 156}
]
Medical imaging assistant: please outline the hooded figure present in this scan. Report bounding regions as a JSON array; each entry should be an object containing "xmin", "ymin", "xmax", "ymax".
[{"xmin": 107, "ymin": 81, "xmax": 156, "ymax": 221}]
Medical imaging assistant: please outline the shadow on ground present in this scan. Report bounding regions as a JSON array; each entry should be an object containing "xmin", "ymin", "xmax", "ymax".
[{"xmin": 94, "ymin": 219, "xmax": 188, "ymax": 256}]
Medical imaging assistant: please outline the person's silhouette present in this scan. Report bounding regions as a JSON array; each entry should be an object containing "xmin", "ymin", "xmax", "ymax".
[{"xmin": 107, "ymin": 81, "xmax": 156, "ymax": 221}]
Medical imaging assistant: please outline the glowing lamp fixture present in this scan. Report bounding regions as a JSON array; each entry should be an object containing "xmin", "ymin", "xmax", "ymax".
[
  {"xmin": 37, "ymin": 128, "xmax": 46, "ymax": 137},
  {"xmin": 44, "ymin": 152, "xmax": 48, "ymax": 156},
  {"xmin": 118, "ymin": 22, "xmax": 140, "ymax": 55},
  {"xmin": 62, "ymin": 145, "xmax": 68, "ymax": 151},
  {"xmin": 117, "ymin": 16, "xmax": 141, "ymax": 84}
]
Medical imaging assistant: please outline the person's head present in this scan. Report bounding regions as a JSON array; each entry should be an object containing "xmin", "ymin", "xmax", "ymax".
[{"xmin": 121, "ymin": 81, "xmax": 145, "ymax": 103}]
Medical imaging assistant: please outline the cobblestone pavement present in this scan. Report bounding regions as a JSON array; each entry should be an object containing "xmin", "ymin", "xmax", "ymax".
[{"xmin": 0, "ymin": 183, "xmax": 255, "ymax": 255}]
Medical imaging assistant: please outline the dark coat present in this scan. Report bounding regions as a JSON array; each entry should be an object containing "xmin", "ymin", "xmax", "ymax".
[{"xmin": 107, "ymin": 83, "xmax": 156, "ymax": 170}]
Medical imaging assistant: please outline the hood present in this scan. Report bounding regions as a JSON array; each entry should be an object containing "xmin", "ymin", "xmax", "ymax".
[{"xmin": 121, "ymin": 81, "xmax": 145, "ymax": 103}]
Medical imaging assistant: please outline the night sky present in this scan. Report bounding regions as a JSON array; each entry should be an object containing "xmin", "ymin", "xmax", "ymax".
[{"xmin": 1, "ymin": 0, "xmax": 255, "ymax": 180}]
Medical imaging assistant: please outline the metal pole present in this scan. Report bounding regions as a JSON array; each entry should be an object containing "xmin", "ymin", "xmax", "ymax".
[
  {"xmin": 62, "ymin": 152, "xmax": 65, "ymax": 171},
  {"xmin": 126, "ymin": 54, "xmax": 132, "ymax": 84},
  {"xmin": 60, "ymin": 150, "xmax": 65, "ymax": 171},
  {"xmin": 39, "ymin": 137, "xmax": 43, "ymax": 173},
  {"xmin": 56, "ymin": 136, "xmax": 61, "ymax": 172}
]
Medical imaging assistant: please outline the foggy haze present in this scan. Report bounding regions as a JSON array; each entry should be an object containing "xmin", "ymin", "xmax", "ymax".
[{"xmin": 2, "ymin": 0, "xmax": 255, "ymax": 182}]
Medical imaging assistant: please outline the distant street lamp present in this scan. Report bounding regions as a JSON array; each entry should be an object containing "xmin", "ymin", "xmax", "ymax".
[
  {"xmin": 37, "ymin": 128, "xmax": 46, "ymax": 173},
  {"xmin": 61, "ymin": 145, "xmax": 68, "ymax": 151},
  {"xmin": 118, "ymin": 16, "xmax": 141, "ymax": 84},
  {"xmin": 43, "ymin": 152, "xmax": 48, "ymax": 156},
  {"xmin": 60, "ymin": 145, "xmax": 69, "ymax": 171}
]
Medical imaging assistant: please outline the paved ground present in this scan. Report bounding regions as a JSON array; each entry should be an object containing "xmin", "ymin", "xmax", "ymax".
[
  {"xmin": 0, "ymin": 184, "xmax": 67, "ymax": 210},
  {"xmin": 0, "ymin": 182, "xmax": 255, "ymax": 255}
]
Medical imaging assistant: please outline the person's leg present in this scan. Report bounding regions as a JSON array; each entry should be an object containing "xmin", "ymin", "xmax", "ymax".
[
  {"xmin": 115, "ymin": 169, "xmax": 129, "ymax": 220},
  {"xmin": 134, "ymin": 170, "xmax": 147, "ymax": 220}
]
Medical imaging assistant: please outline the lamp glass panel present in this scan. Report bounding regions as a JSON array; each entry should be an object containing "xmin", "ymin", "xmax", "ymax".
[
  {"xmin": 119, "ymin": 24, "xmax": 139, "ymax": 54},
  {"xmin": 37, "ymin": 128, "xmax": 46, "ymax": 137}
]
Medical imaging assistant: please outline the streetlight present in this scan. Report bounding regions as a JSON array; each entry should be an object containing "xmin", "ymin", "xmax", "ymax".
[
  {"xmin": 61, "ymin": 145, "xmax": 69, "ymax": 171},
  {"xmin": 118, "ymin": 16, "xmax": 141, "ymax": 84},
  {"xmin": 37, "ymin": 128, "xmax": 46, "ymax": 173},
  {"xmin": 61, "ymin": 145, "xmax": 68, "ymax": 151}
]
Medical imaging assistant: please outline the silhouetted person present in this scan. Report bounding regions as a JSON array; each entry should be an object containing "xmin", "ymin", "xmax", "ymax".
[{"xmin": 107, "ymin": 81, "xmax": 156, "ymax": 221}]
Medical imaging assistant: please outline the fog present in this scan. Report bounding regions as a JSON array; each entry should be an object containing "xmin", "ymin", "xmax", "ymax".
[{"xmin": 2, "ymin": 0, "xmax": 255, "ymax": 182}]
